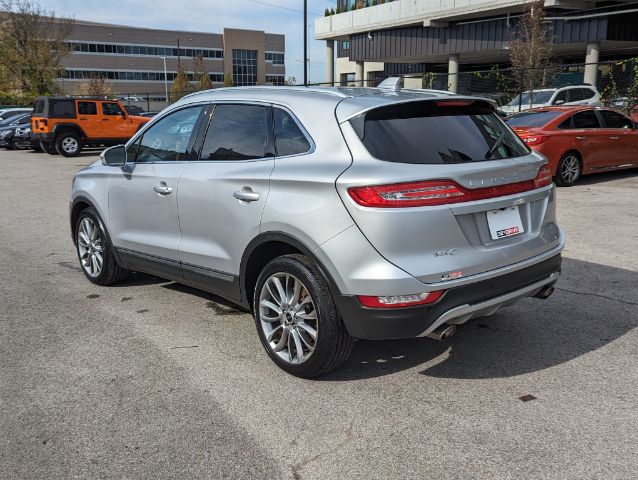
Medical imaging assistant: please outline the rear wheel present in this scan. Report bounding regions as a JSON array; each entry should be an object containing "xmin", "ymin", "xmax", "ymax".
[
  {"xmin": 56, "ymin": 132, "xmax": 82, "ymax": 157},
  {"xmin": 40, "ymin": 140, "xmax": 58, "ymax": 155},
  {"xmin": 75, "ymin": 208, "xmax": 129, "ymax": 285},
  {"xmin": 555, "ymin": 152, "xmax": 582, "ymax": 187},
  {"xmin": 253, "ymin": 254, "xmax": 353, "ymax": 378}
]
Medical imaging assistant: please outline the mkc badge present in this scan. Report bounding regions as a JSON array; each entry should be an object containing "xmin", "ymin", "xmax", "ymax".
[{"xmin": 434, "ymin": 248, "xmax": 458, "ymax": 257}]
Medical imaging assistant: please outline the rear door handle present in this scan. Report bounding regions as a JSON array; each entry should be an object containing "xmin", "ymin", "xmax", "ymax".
[
  {"xmin": 233, "ymin": 189, "xmax": 260, "ymax": 202},
  {"xmin": 609, "ymin": 136, "xmax": 620, "ymax": 140},
  {"xmin": 153, "ymin": 184, "xmax": 173, "ymax": 195},
  {"xmin": 576, "ymin": 136, "xmax": 587, "ymax": 140}
]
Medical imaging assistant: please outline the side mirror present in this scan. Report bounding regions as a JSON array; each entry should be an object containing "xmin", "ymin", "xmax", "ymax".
[
  {"xmin": 101, "ymin": 144, "xmax": 127, "ymax": 166},
  {"xmin": 553, "ymin": 99, "xmax": 565, "ymax": 106}
]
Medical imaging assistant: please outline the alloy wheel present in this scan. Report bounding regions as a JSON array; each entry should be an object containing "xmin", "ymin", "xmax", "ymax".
[
  {"xmin": 61, "ymin": 137, "xmax": 79, "ymax": 154},
  {"xmin": 258, "ymin": 273, "xmax": 318, "ymax": 365},
  {"xmin": 77, "ymin": 217, "xmax": 104, "ymax": 277},
  {"xmin": 560, "ymin": 155, "xmax": 580, "ymax": 184}
]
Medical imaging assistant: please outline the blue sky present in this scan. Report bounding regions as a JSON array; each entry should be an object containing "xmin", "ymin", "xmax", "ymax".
[{"xmin": 38, "ymin": 0, "xmax": 337, "ymax": 84}]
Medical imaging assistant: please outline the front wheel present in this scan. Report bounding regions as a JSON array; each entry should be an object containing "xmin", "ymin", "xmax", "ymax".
[
  {"xmin": 75, "ymin": 208, "xmax": 129, "ymax": 285},
  {"xmin": 253, "ymin": 254, "xmax": 353, "ymax": 378},
  {"xmin": 555, "ymin": 153, "xmax": 582, "ymax": 186}
]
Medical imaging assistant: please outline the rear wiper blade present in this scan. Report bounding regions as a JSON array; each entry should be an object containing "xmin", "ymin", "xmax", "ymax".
[{"xmin": 485, "ymin": 130, "xmax": 507, "ymax": 159}]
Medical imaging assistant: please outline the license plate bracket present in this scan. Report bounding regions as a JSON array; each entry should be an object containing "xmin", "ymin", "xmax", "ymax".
[{"xmin": 486, "ymin": 206, "xmax": 524, "ymax": 240}]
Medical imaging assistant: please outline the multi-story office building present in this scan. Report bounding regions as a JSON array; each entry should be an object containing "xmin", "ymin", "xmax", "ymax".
[
  {"xmin": 318, "ymin": 0, "xmax": 638, "ymax": 90},
  {"xmin": 54, "ymin": 19, "xmax": 285, "ymax": 96}
]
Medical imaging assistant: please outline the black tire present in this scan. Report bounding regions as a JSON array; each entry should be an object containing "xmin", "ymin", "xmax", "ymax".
[
  {"xmin": 30, "ymin": 141, "xmax": 43, "ymax": 152},
  {"xmin": 555, "ymin": 152, "xmax": 582, "ymax": 187},
  {"xmin": 75, "ymin": 207, "xmax": 129, "ymax": 286},
  {"xmin": 6, "ymin": 137, "xmax": 14, "ymax": 150},
  {"xmin": 40, "ymin": 140, "xmax": 58, "ymax": 155},
  {"xmin": 253, "ymin": 254, "xmax": 353, "ymax": 378},
  {"xmin": 56, "ymin": 131, "xmax": 83, "ymax": 157}
]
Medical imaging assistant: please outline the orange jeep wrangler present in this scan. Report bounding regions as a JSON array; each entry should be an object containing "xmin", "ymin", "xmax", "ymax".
[{"xmin": 32, "ymin": 97, "xmax": 150, "ymax": 157}]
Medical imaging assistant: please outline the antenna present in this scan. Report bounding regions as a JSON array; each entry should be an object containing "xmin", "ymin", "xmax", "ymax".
[{"xmin": 377, "ymin": 77, "xmax": 401, "ymax": 92}]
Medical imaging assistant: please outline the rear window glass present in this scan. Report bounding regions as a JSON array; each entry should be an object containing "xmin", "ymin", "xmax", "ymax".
[
  {"xmin": 33, "ymin": 100, "xmax": 45, "ymax": 114},
  {"xmin": 352, "ymin": 101, "xmax": 529, "ymax": 164},
  {"xmin": 559, "ymin": 110, "xmax": 600, "ymax": 129},
  {"xmin": 506, "ymin": 110, "xmax": 563, "ymax": 127}
]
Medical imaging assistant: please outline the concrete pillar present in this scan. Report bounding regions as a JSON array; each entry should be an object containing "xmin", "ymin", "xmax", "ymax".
[
  {"xmin": 325, "ymin": 40, "xmax": 335, "ymax": 86},
  {"xmin": 448, "ymin": 54, "xmax": 459, "ymax": 93},
  {"xmin": 584, "ymin": 42, "xmax": 600, "ymax": 87},
  {"xmin": 355, "ymin": 61, "xmax": 364, "ymax": 86}
]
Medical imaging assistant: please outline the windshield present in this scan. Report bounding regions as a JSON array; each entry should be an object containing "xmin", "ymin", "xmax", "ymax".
[
  {"xmin": 351, "ymin": 101, "xmax": 529, "ymax": 164},
  {"xmin": 506, "ymin": 110, "xmax": 564, "ymax": 127},
  {"xmin": 507, "ymin": 91, "xmax": 555, "ymax": 106}
]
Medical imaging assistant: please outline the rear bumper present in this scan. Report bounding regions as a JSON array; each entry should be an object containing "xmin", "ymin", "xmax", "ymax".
[{"xmin": 335, "ymin": 254, "xmax": 562, "ymax": 340}]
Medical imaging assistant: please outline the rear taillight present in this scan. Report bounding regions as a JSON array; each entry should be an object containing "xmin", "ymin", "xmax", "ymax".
[
  {"xmin": 348, "ymin": 167, "xmax": 553, "ymax": 208},
  {"xmin": 521, "ymin": 134, "xmax": 548, "ymax": 146},
  {"xmin": 357, "ymin": 291, "xmax": 444, "ymax": 308},
  {"xmin": 533, "ymin": 164, "xmax": 553, "ymax": 188}
]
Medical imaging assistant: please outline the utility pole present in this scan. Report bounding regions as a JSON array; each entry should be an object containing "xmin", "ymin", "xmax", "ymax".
[
  {"xmin": 162, "ymin": 57, "xmax": 169, "ymax": 103},
  {"xmin": 303, "ymin": 0, "xmax": 308, "ymax": 85}
]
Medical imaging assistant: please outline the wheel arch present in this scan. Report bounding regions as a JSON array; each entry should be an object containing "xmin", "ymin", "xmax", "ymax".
[
  {"xmin": 240, "ymin": 232, "xmax": 342, "ymax": 311},
  {"xmin": 52, "ymin": 123, "xmax": 87, "ymax": 139}
]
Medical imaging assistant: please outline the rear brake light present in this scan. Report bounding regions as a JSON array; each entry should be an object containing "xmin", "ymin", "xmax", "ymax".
[
  {"xmin": 533, "ymin": 164, "xmax": 553, "ymax": 188},
  {"xmin": 357, "ymin": 291, "xmax": 444, "ymax": 308},
  {"xmin": 521, "ymin": 134, "xmax": 548, "ymax": 146},
  {"xmin": 435, "ymin": 100, "xmax": 473, "ymax": 107},
  {"xmin": 40, "ymin": 119, "xmax": 47, "ymax": 126}
]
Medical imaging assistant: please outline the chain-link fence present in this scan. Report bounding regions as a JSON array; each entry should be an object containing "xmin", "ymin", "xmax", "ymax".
[{"xmin": 56, "ymin": 58, "xmax": 638, "ymax": 116}]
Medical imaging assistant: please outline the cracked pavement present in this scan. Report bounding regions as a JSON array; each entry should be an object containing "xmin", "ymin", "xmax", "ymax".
[{"xmin": 1, "ymin": 150, "xmax": 636, "ymax": 479}]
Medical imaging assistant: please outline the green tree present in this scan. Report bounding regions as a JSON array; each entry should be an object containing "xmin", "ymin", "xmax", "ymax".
[
  {"xmin": 324, "ymin": 8, "xmax": 329, "ymax": 16},
  {"xmin": 170, "ymin": 65, "xmax": 192, "ymax": 102},
  {"xmin": 223, "ymin": 72, "xmax": 233, "ymax": 87},
  {"xmin": 192, "ymin": 54, "xmax": 212, "ymax": 91},
  {"xmin": 0, "ymin": 0, "xmax": 74, "ymax": 101}
]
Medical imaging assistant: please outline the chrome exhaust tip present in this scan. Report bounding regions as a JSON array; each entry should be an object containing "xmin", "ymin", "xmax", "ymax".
[
  {"xmin": 425, "ymin": 324, "xmax": 457, "ymax": 341},
  {"xmin": 534, "ymin": 285, "xmax": 555, "ymax": 300}
]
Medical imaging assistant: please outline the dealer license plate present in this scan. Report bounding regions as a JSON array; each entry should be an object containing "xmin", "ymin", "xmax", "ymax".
[{"xmin": 486, "ymin": 206, "xmax": 524, "ymax": 240}]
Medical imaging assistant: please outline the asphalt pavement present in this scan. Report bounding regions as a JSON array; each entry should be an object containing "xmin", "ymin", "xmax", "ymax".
[{"xmin": 1, "ymin": 149, "xmax": 636, "ymax": 479}]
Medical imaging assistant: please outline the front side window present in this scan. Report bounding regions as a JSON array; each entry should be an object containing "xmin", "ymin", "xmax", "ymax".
[
  {"xmin": 102, "ymin": 103, "xmax": 122, "ymax": 115},
  {"xmin": 273, "ymin": 109, "xmax": 311, "ymax": 157},
  {"xmin": 134, "ymin": 106, "xmax": 204, "ymax": 162},
  {"xmin": 352, "ymin": 101, "xmax": 529, "ymax": 164},
  {"xmin": 600, "ymin": 110, "xmax": 632, "ymax": 129},
  {"xmin": 200, "ymin": 104, "xmax": 270, "ymax": 161},
  {"xmin": 77, "ymin": 101, "xmax": 97, "ymax": 115}
]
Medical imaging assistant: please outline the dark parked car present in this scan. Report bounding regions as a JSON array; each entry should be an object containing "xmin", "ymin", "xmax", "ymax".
[{"xmin": 0, "ymin": 113, "xmax": 31, "ymax": 149}]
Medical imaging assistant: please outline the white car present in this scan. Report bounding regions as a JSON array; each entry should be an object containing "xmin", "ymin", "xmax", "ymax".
[{"xmin": 500, "ymin": 85, "xmax": 600, "ymax": 114}]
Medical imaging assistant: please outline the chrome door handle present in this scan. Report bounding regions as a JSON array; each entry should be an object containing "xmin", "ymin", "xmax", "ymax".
[
  {"xmin": 233, "ymin": 189, "xmax": 260, "ymax": 202},
  {"xmin": 153, "ymin": 185, "xmax": 173, "ymax": 195},
  {"xmin": 575, "ymin": 136, "xmax": 587, "ymax": 140},
  {"xmin": 609, "ymin": 136, "xmax": 620, "ymax": 140}
]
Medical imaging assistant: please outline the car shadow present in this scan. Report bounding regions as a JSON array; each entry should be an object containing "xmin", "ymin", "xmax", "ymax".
[
  {"xmin": 574, "ymin": 168, "xmax": 637, "ymax": 186},
  {"xmin": 318, "ymin": 257, "xmax": 637, "ymax": 381}
]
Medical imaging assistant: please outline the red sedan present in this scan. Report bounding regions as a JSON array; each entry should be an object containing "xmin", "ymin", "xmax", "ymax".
[{"xmin": 506, "ymin": 106, "xmax": 638, "ymax": 186}]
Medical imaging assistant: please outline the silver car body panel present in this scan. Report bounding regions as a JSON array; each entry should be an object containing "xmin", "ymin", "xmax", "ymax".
[{"xmin": 71, "ymin": 85, "xmax": 565, "ymax": 337}]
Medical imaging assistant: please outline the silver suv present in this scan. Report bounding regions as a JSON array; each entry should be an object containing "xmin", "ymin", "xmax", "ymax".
[{"xmin": 70, "ymin": 81, "xmax": 565, "ymax": 378}]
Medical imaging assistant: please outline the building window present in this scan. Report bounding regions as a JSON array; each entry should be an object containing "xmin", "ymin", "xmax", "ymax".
[
  {"xmin": 66, "ymin": 41, "xmax": 224, "ymax": 59},
  {"xmin": 232, "ymin": 49, "xmax": 258, "ymax": 86},
  {"xmin": 265, "ymin": 52, "xmax": 284, "ymax": 65},
  {"xmin": 61, "ymin": 69, "xmax": 224, "ymax": 83},
  {"xmin": 265, "ymin": 75, "xmax": 285, "ymax": 86}
]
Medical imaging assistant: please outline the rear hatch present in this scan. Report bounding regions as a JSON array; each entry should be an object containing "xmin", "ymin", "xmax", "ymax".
[
  {"xmin": 336, "ymin": 98, "xmax": 562, "ymax": 285},
  {"xmin": 31, "ymin": 97, "xmax": 76, "ymax": 133}
]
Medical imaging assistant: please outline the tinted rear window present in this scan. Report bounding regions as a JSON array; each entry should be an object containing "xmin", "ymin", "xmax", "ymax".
[
  {"xmin": 352, "ymin": 101, "xmax": 529, "ymax": 164},
  {"xmin": 506, "ymin": 110, "xmax": 563, "ymax": 127},
  {"xmin": 50, "ymin": 100, "xmax": 75, "ymax": 118}
]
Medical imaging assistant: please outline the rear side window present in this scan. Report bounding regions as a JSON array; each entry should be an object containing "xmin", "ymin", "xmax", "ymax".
[
  {"xmin": 33, "ymin": 100, "xmax": 45, "ymax": 114},
  {"xmin": 274, "ymin": 109, "xmax": 311, "ymax": 157},
  {"xmin": 561, "ymin": 110, "xmax": 600, "ymax": 129},
  {"xmin": 352, "ymin": 101, "xmax": 529, "ymax": 164},
  {"xmin": 600, "ymin": 110, "xmax": 632, "ymax": 129},
  {"xmin": 200, "ymin": 104, "xmax": 271, "ymax": 161},
  {"xmin": 506, "ymin": 110, "xmax": 563, "ymax": 127},
  {"xmin": 50, "ymin": 100, "xmax": 75, "ymax": 118},
  {"xmin": 78, "ymin": 101, "xmax": 97, "ymax": 115}
]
